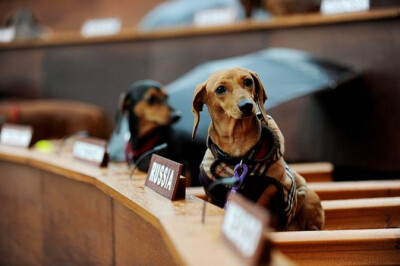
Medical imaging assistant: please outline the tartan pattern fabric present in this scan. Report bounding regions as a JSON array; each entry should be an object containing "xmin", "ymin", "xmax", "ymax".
[{"xmin": 200, "ymin": 116, "xmax": 297, "ymax": 226}]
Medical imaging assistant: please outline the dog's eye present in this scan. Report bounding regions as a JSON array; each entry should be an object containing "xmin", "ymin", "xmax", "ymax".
[
  {"xmin": 147, "ymin": 96, "xmax": 157, "ymax": 104},
  {"xmin": 244, "ymin": 78, "xmax": 253, "ymax": 87},
  {"xmin": 215, "ymin": 85, "xmax": 226, "ymax": 95}
]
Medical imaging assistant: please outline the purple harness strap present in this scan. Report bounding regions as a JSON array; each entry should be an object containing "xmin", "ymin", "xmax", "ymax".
[{"xmin": 231, "ymin": 163, "xmax": 248, "ymax": 193}]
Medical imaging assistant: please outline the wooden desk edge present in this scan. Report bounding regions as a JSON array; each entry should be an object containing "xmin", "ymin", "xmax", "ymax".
[
  {"xmin": 0, "ymin": 146, "xmax": 259, "ymax": 266},
  {"xmin": 2, "ymin": 146, "xmax": 399, "ymax": 265},
  {"xmin": 0, "ymin": 146, "xmax": 190, "ymax": 265},
  {"xmin": 0, "ymin": 8, "xmax": 399, "ymax": 50}
]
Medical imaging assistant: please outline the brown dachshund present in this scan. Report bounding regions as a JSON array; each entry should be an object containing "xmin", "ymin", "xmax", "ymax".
[{"xmin": 192, "ymin": 67, "xmax": 324, "ymax": 231}]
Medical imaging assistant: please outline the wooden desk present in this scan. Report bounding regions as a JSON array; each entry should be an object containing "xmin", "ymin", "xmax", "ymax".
[
  {"xmin": 1, "ymin": 144, "xmax": 400, "ymax": 265},
  {"xmin": 0, "ymin": 8, "xmax": 398, "ymax": 49},
  {"xmin": 0, "ymin": 144, "xmax": 293, "ymax": 265}
]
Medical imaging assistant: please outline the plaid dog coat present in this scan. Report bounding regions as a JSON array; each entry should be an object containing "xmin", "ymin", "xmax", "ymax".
[{"xmin": 200, "ymin": 116, "xmax": 297, "ymax": 229}]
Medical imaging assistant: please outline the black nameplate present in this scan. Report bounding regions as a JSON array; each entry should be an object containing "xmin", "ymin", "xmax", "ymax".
[{"xmin": 145, "ymin": 154, "xmax": 185, "ymax": 201}]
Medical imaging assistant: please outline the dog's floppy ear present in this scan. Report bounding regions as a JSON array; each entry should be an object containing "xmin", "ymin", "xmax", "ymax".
[
  {"xmin": 119, "ymin": 92, "xmax": 131, "ymax": 114},
  {"xmin": 250, "ymin": 71, "xmax": 269, "ymax": 124},
  {"xmin": 192, "ymin": 82, "xmax": 206, "ymax": 140}
]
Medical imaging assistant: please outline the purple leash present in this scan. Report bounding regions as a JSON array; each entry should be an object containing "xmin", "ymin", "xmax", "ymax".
[
  {"xmin": 231, "ymin": 163, "xmax": 248, "ymax": 194},
  {"xmin": 223, "ymin": 162, "xmax": 249, "ymax": 210}
]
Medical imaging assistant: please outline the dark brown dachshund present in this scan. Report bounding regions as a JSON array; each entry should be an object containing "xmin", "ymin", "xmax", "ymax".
[
  {"xmin": 192, "ymin": 67, "xmax": 324, "ymax": 231},
  {"xmin": 121, "ymin": 80, "xmax": 181, "ymax": 171},
  {"xmin": 121, "ymin": 80, "xmax": 199, "ymax": 182}
]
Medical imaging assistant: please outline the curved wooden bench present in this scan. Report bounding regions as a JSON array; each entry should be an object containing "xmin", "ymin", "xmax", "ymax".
[
  {"xmin": 0, "ymin": 100, "xmax": 112, "ymax": 141},
  {"xmin": 309, "ymin": 181, "xmax": 400, "ymax": 200},
  {"xmin": 1, "ymin": 144, "xmax": 399, "ymax": 265},
  {"xmin": 272, "ymin": 229, "xmax": 400, "ymax": 265},
  {"xmin": 290, "ymin": 162, "xmax": 334, "ymax": 182},
  {"xmin": 188, "ymin": 180, "xmax": 400, "ymax": 201}
]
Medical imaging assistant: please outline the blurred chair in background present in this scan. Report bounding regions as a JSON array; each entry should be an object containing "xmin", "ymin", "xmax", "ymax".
[
  {"xmin": 3, "ymin": 7, "xmax": 51, "ymax": 41},
  {"xmin": 0, "ymin": 100, "xmax": 112, "ymax": 144}
]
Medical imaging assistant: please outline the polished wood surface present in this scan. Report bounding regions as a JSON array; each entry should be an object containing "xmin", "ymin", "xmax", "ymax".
[
  {"xmin": 272, "ymin": 229, "xmax": 400, "ymax": 265},
  {"xmin": 188, "ymin": 189, "xmax": 400, "ymax": 230},
  {"xmin": 290, "ymin": 162, "xmax": 333, "ymax": 182},
  {"xmin": 0, "ymin": 163, "xmax": 43, "ymax": 265},
  {"xmin": 0, "ymin": 8, "xmax": 398, "ymax": 49},
  {"xmin": 322, "ymin": 197, "xmax": 400, "ymax": 230},
  {"xmin": 0, "ymin": 144, "xmax": 250, "ymax": 266},
  {"xmin": 188, "ymin": 179, "xmax": 400, "ymax": 201},
  {"xmin": 0, "ymin": 0, "xmax": 164, "ymax": 34},
  {"xmin": 1, "ymin": 144, "xmax": 400, "ymax": 265},
  {"xmin": 309, "ymin": 180, "xmax": 400, "ymax": 200}
]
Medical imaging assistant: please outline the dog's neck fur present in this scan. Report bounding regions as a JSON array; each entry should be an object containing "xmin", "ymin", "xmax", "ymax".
[
  {"xmin": 208, "ymin": 115, "xmax": 262, "ymax": 157},
  {"xmin": 137, "ymin": 121, "xmax": 157, "ymax": 139}
]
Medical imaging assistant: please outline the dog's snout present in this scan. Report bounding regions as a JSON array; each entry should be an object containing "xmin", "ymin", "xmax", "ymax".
[
  {"xmin": 170, "ymin": 108, "xmax": 181, "ymax": 124},
  {"xmin": 238, "ymin": 99, "xmax": 254, "ymax": 115}
]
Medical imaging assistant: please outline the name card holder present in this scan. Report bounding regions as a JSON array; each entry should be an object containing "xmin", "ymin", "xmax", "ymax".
[
  {"xmin": 0, "ymin": 124, "xmax": 33, "ymax": 148},
  {"xmin": 81, "ymin": 17, "xmax": 121, "ymax": 37},
  {"xmin": 221, "ymin": 193, "xmax": 271, "ymax": 266},
  {"xmin": 145, "ymin": 154, "xmax": 186, "ymax": 201},
  {"xmin": 73, "ymin": 137, "xmax": 109, "ymax": 167},
  {"xmin": 321, "ymin": 0, "xmax": 370, "ymax": 14},
  {"xmin": 0, "ymin": 27, "xmax": 16, "ymax": 43},
  {"xmin": 194, "ymin": 7, "xmax": 238, "ymax": 27}
]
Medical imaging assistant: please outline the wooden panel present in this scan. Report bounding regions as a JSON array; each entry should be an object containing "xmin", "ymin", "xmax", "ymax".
[
  {"xmin": 0, "ymin": 8, "xmax": 398, "ymax": 49},
  {"xmin": 113, "ymin": 199, "xmax": 178, "ymax": 266},
  {"xmin": 323, "ymin": 197, "xmax": 400, "ymax": 230},
  {"xmin": 188, "ymin": 180, "xmax": 400, "ymax": 201},
  {"xmin": 187, "ymin": 189, "xmax": 400, "ymax": 230},
  {"xmin": 40, "ymin": 171, "xmax": 114, "ymax": 265},
  {"xmin": 267, "ymin": 18, "xmax": 400, "ymax": 174},
  {"xmin": 309, "ymin": 180, "xmax": 400, "ymax": 201},
  {"xmin": 272, "ymin": 229, "xmax": 400, "ymax": 265},
  {"xmin": 288, "ymin": 162, "xmax": 333, "ymax": 182},
  {"xmin": 42, "ymin": 42, "xmax": 152, "ymax": 116},
  {"xmin": 0, "ymin": 49, "xmax": 43, "ymax": 99},
  {"xmin": 0, "ymin": 161, "xmax": 43, "ymax": 265},
  {"xmin": 0, "ymin": 0, "xmax": 164, "ymax": 33}
]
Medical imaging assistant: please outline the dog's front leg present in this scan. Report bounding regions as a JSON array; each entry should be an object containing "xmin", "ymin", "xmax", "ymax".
[{"xmin": 286, "ymin": 171, "xmax": 325, "ymax": 231}]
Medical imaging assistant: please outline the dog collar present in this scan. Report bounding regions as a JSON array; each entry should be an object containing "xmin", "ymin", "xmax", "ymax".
[
  {"xmin": 206, "ymin": 125, "xmax": 281, "ymax": 166},
  {"xmin": 125, "ymin": 130, "xmax": 161, "ymax": 163}
]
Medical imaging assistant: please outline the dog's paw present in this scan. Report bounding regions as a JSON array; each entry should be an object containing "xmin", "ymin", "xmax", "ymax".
[{"xmin": 288, "ymin": 188, "xmax": 325, "ymax": 231}]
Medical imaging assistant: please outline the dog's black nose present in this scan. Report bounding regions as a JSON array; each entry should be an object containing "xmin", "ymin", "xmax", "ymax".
[
  {"xmin": 238, "ymin": 99, "xmax": 254, "ymax": 115},
  {"xmin": 170, "ymin": 108, "xmax": 181, "ymax": 124}
]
